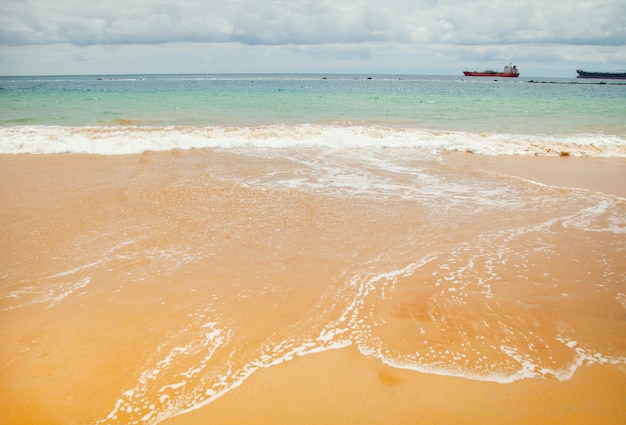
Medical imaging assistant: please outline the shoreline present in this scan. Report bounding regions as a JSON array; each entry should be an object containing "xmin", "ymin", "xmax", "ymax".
[
  {"xmin": 1, "ymin": 151, "xmax": 625, "ymax": 425},
  {"xmin": 162, "ymin": 346, "xmax": 626, "ymax": 425},
  {"xmin": 442, "ymin": 153, "xmax": 626, "ymax": 198}
]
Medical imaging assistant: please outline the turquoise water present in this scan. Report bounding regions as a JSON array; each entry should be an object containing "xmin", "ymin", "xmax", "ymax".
[{"xmin": 1, "ymin": 74, "xmax": 625, "ymax": 155}]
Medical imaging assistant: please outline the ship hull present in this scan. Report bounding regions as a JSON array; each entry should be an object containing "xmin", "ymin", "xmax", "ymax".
[
  {"xmin": 576, "ymin": 70, "xmax": 626, "ymax": 80},
  {"xmin": 463, "ymin": 71, "xmax": 519, "ymax": 78}
]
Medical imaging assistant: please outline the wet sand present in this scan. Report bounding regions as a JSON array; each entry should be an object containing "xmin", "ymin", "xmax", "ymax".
[
  {"xmin": 442, "ymin": 152, "xmax": 626, "ymax": 198},
  {"xmin": 163, "ymin": 347, "xmax": 626, "ymax": 425},
  {"xmin": 1, "ymin": 152, "xmax": 625, "ymax": 425}
]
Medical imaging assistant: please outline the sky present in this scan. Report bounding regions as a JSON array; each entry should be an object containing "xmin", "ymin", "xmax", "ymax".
[{"xmin": 1, "ymin": 0, "xmax": 625, "ymax": 77}]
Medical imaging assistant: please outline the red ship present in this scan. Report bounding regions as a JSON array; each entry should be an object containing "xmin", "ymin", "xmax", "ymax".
[{"xmin": 463, "ymin": 64, "xmax": 519, "ymax": 78}]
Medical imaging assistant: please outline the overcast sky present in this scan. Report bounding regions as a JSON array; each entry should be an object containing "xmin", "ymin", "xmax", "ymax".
[{"xmin": 1, "ymin": 0, "xmax": 625, "ymax": 77}]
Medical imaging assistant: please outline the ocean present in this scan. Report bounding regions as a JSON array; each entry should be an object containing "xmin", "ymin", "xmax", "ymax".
[
  {"xmin": 1, "ymin": 73, "xmax": 625, "ymax": 155},
  {"xmin": 1, "ymin": 74, "xmax": 625, "ymax": 424}
]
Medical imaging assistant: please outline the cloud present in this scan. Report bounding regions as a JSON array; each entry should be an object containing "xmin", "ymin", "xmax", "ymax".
[
  {"xmin": 1, "ymin": 0, "xmax": 391, "ymax": 46},
  {"xmin": 0, "ymin": 0, "xmax": 624, "ymax": 76},
  {"xmin": 425, "ymin": 1, "xmax": 626, "ymax": 46},
  {"xmin": 3, "ymin": 0, "xmax": 621, "ymax": 47}
]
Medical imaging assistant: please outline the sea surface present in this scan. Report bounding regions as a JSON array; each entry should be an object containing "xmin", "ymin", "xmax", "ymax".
[
  {"xmin": 1, "ymin": 74, "xmax": 625, "ymax": 424},
  {"xmin": 1, "ymin": 73, "xmax": 625, "ymax": 155}
]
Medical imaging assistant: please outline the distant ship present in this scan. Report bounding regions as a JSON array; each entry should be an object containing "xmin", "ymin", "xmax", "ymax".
[
  {"xmin": 463, "ymin": 64, "xmax": 519, "ymax": 78},
  {"xmin": 576, "ymin": 70, "xmax": 626, "ymax": 80}
]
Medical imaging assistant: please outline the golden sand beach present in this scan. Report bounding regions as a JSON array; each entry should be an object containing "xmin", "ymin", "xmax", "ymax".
[
  {"xmin": 163, "ymin": 348, "xmax": 626, "ymax": 425},
  {"xmin": 1, "ymin": 151, "xmax": 625, "ymax": 424}
]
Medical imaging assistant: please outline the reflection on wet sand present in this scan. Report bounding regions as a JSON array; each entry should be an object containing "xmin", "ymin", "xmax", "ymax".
[{"xmin": 1, "ymin": 150, "xmax": 625, "ymax": 424}]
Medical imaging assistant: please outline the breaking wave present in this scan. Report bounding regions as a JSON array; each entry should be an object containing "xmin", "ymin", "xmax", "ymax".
[{"xmin": 1, "ymin": 124, "xmax": 625, "ymax": 157}]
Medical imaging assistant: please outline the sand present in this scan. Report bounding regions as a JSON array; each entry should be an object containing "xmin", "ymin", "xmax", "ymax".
[
  {"xmin": 442, "ymin": 152, "xmax": 626, "ymax": 198},
  {"xmin": 162, "ymin": 347, "xmax": 626, "ymax": 425},
  {"xmin": 1, "ymin": 152, "xmax": 625, "ymax": 425}
]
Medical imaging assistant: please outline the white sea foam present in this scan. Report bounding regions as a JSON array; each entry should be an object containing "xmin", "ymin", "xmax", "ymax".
[
  {"xmin": 97, "ymin": 320, "xmax": 231, "ymax": 425},
  {"xmin": 356, "ymin": 333, "xmax": 626, "ymax": 385},
  {"xmin": 0, "ymin": 276, "xmax": 92, "ymax": 311},
  {"xmin": 1, "ymin": 125, "xmax": 625, "ymax": 157},
  {"xmin": 560, "ymin": 198, "xmax": 626, "ymax": 233}
]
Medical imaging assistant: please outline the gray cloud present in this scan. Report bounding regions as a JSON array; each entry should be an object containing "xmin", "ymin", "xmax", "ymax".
[
  {"xmin": 0, "ymin": 0, "xmax": 624, "ymax": 76},
  {"xmin": 2, "ymin": 0, "xmax": 622, "ymax": 47}
]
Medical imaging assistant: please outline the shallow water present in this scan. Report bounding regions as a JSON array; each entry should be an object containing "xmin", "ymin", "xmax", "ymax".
[
  {"xmin": 1, "ymin": 148, "xmax": 624, "ymax": 424},
  {"xmin": 1, "ymin": 73, "xmax": 626, "ymax": 135}
]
